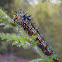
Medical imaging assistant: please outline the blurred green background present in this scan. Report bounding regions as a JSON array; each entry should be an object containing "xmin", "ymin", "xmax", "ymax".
[{"xmin": 0, "ymin": 0, "xmax": 62, "ymax": 62}]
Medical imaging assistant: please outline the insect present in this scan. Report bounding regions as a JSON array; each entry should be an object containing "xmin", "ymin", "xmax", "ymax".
[{"xmin": 13, "ymin": 9, "xmax": 61, "ymax": 62}]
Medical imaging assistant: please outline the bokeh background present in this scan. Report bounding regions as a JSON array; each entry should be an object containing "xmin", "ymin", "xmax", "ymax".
[{"xmin": 0, "ymin": 0, "xmax": 62, "ymax": 62}]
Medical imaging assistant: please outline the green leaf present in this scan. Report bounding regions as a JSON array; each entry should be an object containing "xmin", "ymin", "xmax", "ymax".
[
  {"xmin": 12, "ymin": 41, "xmax": 17, "ymax": 46},
  {"xmin": 4, "ymin": 25, "xmax": 9, "ymax": 29},
  {"xmin": 22, "ymin": 42, "xmax": 30, "ymax": 49},
  {"xmin": 31, "ymin": 35, "xmax": 37, "ymax": 40}
]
